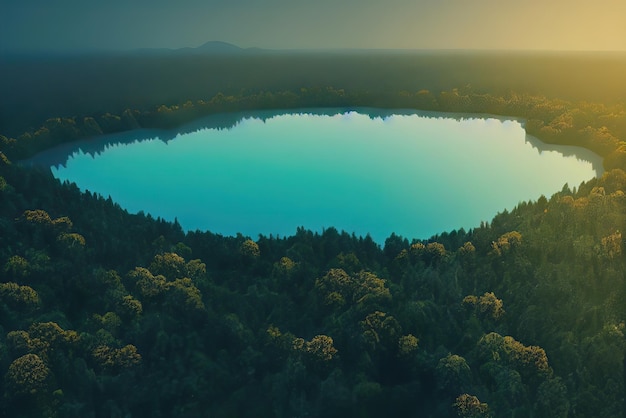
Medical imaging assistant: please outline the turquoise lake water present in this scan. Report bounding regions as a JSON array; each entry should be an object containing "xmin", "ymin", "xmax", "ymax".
[{"xmin": 39, "ymin": 109, "xmax": 602, "ymax": 243}]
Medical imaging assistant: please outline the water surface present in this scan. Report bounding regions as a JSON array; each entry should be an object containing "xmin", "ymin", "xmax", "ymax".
[{"xmin": 34, "ymin": 109, "xmax": 602, "ymax": 242}]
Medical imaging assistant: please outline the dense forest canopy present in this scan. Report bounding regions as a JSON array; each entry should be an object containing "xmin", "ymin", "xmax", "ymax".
[{"xmin": 1, "ymin": 51, "xmax": 626, "ymax": 417}]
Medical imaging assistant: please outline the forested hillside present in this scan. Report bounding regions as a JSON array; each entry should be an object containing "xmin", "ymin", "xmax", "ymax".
[{"xmin": 1, "ymin": 74, "xmax": 626, "ymax": 416}]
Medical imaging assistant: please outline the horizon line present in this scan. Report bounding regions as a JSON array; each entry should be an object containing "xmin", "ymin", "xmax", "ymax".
[{"xmin": 3, "ymin": 42, "xmax": 626, "ymax": 55}]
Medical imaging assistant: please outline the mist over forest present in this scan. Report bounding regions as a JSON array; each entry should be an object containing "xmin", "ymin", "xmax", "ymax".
[{"xmin": 1, "ymin": 50, "xmax": 625, "ymax": 136}]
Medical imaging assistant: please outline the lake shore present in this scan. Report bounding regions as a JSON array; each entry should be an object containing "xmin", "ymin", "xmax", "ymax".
[
  {"xmin": 23, "ymin": 107, "xmax": 604, "ymax": 178},
  {"xmin": 39, "ymin": 109, "xmax": 600, "ymax": 243}
]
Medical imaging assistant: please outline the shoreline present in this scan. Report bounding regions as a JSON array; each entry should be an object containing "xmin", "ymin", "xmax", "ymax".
[
  {"xmin": 22, "ymin": 107, "xmax": 604, "ymax": 176},
  {"xmin": 25, "ymin": 108, "xmax": 603, "ymax": 244}
]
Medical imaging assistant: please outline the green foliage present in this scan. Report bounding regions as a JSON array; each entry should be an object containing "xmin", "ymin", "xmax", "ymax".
[
  {"xmin": 459, "ymin": 241, "xmax": 476, "ymax": 256},
  {"xmin": 166, "ymin": 277, "xmax": 205, "ymax": 313},
  {"xmin": 7, "ymin": 330, "xmax": 37, "ymax": 357},
  {"xmin": 0, "ymin": 282, "xmax": 40, "ymax": 310},
  {"xmin": 51, "ymin": 216, "xmax": 73, "ymax": 232},
  {"xmin": 1, "ymin": 82, "xmax": 626, "ymax": 416},
  {"xmin": 490, "ymin": 231, "xmax": 522, "ymax": 257},
  {"xmin": 477, "ymin": 332, "xmax": 551, "ymax": 384},
  {"xmin": 22, "ymin": 209, "xmax": 53, "ymax": 226},
  {"xmin": 240, "ymin": 239, "xmax": 260, "ymax": 258},
  {"xmin": 436, "ymin": 354, "xmax": 472, "ymax": 393},
  {"xmin": 454, "ymin": 393, "xmax": 491, "ymax": 417},
  {"xmin": 360, "ymin": 311, "xmax": 401, "ymax": 352},
  {"xmin": 316, "ymin": 268, "xmax": 391, "ymax": 312},
  {"xmin": 3, "ymin": 255, "xmax": 30, "ymax": 280},
  {"xmin": 5, "ymin": 353, "xmax": 50, "ymax": 397},
  {"xmin": 28, "ymin": 322, "xmax": 80, "ymax": 353},
  {"xmin": 93, "ymin": 312, "xmax": 122, "ymax": 334},
  {"xmin": 185, "ymin": 258, "xmax": 207, "ymax": 281},
  {"xmin": 397, "ymin": 334, "xmax": 419, "ymax": 357},
  {"xmin": 303, "ymin": 335, "xmax": 338, "ymax": 362},
  {"xmin": 0, "ymin": 151, "xmax": 11, "ymax": 165},
  {"xmin": 56, "ymin": 232, "xmax": 85, "ymax": 248},
  {"xmin": 128, "ymin": 267, "xmax": 167, "ymax": 299},
  {"xmin": 149, "ymin": 252, "xmax": 186, "ymax": 279},
  {"xmin": 92, "ymin": 344, "xmax": 141, "ymax": 371},
  {"xmin": 275, "ymin": 256, "xmax": 296, "ymax": 272},
  {"xmin": 463, "ymin": 292, "xmax": 505, "ymax": 320},
  {"xmin": 118, "ymin": 295, "xmax": 143, "ymax": 318},
  {"xmin": 534, "ymin": 377, "xmax": 569, "ymax": 418},
  {"xmin": 425, "ymin": 242, "xmax": 447, "ymax": 264}
]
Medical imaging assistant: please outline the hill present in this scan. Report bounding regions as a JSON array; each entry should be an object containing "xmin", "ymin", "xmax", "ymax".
[{"xmin": 133, "ymin": 40, "xmax": 257, "ymax": 56}]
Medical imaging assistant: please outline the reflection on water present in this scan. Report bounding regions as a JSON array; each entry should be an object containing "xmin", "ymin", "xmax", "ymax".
[{"xmin": 28, "ymin": 109, "xmax": 602, "ymax": 242}]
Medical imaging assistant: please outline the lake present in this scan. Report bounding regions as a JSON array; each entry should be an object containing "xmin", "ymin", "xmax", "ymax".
[{"xmin": 30, "ymin": 108, "xmax": 603, "ymax": 243}]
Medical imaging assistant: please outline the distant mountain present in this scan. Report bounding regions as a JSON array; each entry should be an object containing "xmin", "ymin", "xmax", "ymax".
[
  {"xmin": 134, "ymin": 41, "xmax": 262, "ymax": 56},
  {"xmin": 194, "ymin": 41, "xmax": 244, "ymax": 53}
]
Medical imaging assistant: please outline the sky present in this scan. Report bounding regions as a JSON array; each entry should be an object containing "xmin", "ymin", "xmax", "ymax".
[{"xmin": 1, "ymin": 0, "xmax": 625, "ymax": 52}]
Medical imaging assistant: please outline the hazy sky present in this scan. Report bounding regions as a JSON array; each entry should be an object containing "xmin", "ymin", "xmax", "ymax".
[{"xmin": 1, "ymin": 0, "xmax": 625, "ymax": 52}]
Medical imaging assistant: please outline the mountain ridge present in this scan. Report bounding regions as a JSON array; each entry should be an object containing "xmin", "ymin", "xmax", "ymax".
[{"xmin": 134, "ymin": 40, "xmax": 260, "ymax": 56}]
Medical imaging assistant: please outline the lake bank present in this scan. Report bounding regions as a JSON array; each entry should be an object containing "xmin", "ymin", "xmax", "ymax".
[
  {"xmin": 23, "ymin": 107, "xmax": 604, "ymax": 175},
  {"xmin": 30, "ymin": 109, "xmax": 602, "ymax": 243}
]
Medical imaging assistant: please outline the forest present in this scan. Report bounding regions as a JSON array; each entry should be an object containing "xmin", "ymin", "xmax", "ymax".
[{"xmin": 1, "ymin": 51, "xmax": 626, "ymax": 417}]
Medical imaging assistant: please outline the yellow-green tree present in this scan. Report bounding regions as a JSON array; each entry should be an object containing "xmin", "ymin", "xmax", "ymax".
[
  {"xmin": 149, "ymin": 252, "xmax": 186, "ymax": 279},
  {"xmin": 0, "ymin": 282, "xmax": 40, "ymax": 311},
  {"xmin": 463, "ymin": 292, "xmax": 505, "ymax": 320},
  {"xmin": 5, "ymin": 353, "xmax": 51, "ymax": 397},
  {"xmin": 436, "ymin": 354, "xmax": 472, "ymax": 394},
  {"xmin": 240, "ymin": 239, "xmax": 260, "ymax": 259},
  {"xmin": 454, "ymin": 393, "xmax": 491, "ymax": 417},
  {"xmin": 304, "ymin": 335, "xmax": 338, "ymax": 362}
]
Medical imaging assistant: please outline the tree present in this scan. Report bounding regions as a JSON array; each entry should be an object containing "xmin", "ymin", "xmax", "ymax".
[
  {"xmin": 600, "ymin": 231, "xmax": 622, "ymax": 259},
  {"xmin": 51, "ymin": 216, "xmax": 73, "ymax": 232},
  {"xmin": 3, "ymin": 255, "xmax": 30, "ymax": 280},
  {"xmin": 272, "ymin": 256, "xmax": 298, "ymax": 282},
  {"xmin": 118, "ymin": 295, "xmax": 143, "ymax": 319},
  {"xmin": 28, "ymin": 322, "xmax": 80, "ymax": 353},
  {"xmin": 360, "ymin": 311, "xmax": 401, "ymax": 352},
  {"xmin": 425, "ymin": 242, "xmax": 447, "ymax": 265},
  {"xmin": 315, "ymin": 269, "xmax": 391, "ymax": 311},
  {"xmin": 477, "ymin": 332, "xmax": 551, "ymax": 383},
  {"xmin": 0, "ymin": 282, "xmax": 40, "ymax": 310},
  {"xmin": 93, "ymin": 311, "xmax": 122, "ymax": 334},
  {"xmin": 165, "ymin": 277, "xmax": 205, "ymax": 314},
  {"xmin": 240, "ymin": 239, "xmax": 260, "ymax": 259},
  {"xmin": 490, "ymin": 231, "xmax": 522, "ymax": 257},
  {"xmin": 458, "ymin": 241, "xmax": 476, "ymax": 256},
  {"xmin": 383, "ymin": 233, "xmax": 408, "ymax": 260},
  {"xmin": 454, "ymin": 393, "xmax": 491, "ymax": 417},
  {"xmin": 6, "ymin": 330, "xmax": 36, "ymax": 357},
  {"xmin": 315, "ymin": 268, "xmax": 352, "ymax": 308},
  {"xmin": 534, "ymin": 377, "xmax": 569, "ymax": 418},
  {"xmin": 185, "ymin": 258, "xmax": 207, "ymax": 282},
  {"xmin": 331, "ymin": 251, "xmax": 361, "ymax": 274},
  {"xmin": 397, "ymin": 334, "xmax": 419, "ymax": 358},
  {"xmin": 22, "ymin": 209, "xmax": 53, "ymax": 226},
  {"xmin": 304, "ymin": 335, "xmax": 338, "ymax": 362},
  {"xmin": 463, "ymin": 292, "xmax": 505, "ymax": 320},
  {"xmin": 56, "ymin": 232, "xmax": 85, "ymax": 249},
  {"xmin": 92, "ymin": 344, "xmax": 142, "ymax": 372},
  {"xmin": 56, "ymin": 232, "xmax": 86, "ymax": 260},
  {"xmin": 353, "ymin": 271, "xmax": 391, "ymax": 310},
  {"xmin": 436, "ymin": 354, "xmax": 472, "ymax": 394},
  {"xmin": 128, "ymin": 267, "xmax": 167, "ymax": 299},
  {"xmin": 149, "ymin": 252, "xmax": 186, "ymax": 279},
  {"xmin": 5, "ymin": 353, "xmax": 51, "ymax": 397}
]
